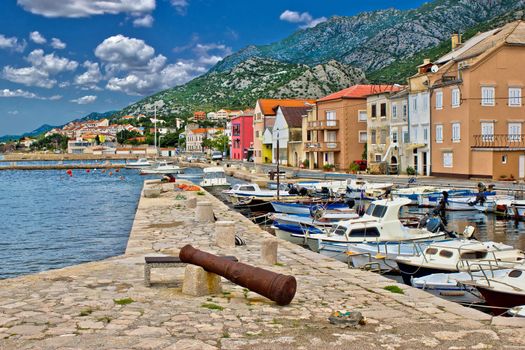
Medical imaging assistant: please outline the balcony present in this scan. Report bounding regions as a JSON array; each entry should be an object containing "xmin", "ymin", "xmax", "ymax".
[
  {"xmin": 304, "ymin": 141, "xmax": 340, "ymax": 152},
  {"xmin": 307, "ymin": 120, "xmax": 339, "ymax": 130},
  {"xmin": 472, "ymin": 134, "xmax": 525, "ymax": 150}
]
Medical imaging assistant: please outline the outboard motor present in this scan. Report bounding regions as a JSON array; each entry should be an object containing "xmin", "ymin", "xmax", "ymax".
[
  {"xmin": 299, "ymin": 187, "xmax": 308, "ymax": 196},
  {"xmin": 426, "ymin": 216, "xmax": 442, "ymax": 233},
  {"xmin": 345, "ymin": 198, "xmax": 356, "ymax": 209}
]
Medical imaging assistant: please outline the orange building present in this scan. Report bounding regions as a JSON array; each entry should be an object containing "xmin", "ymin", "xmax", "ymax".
[
  {"xmin": 193, "ymin": 111, "xmax": 206, "ymax": 120},
  {"xmin": 430, "ymin": 21, "xmax": 525, "ymax": 179},
  {"xmin": 306, "ymin": 85, "xmax": 400, "ymax": 171}
]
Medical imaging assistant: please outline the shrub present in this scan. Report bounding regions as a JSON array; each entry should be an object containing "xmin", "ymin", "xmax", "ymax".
[
  {"xmin": 406, "ymin": 166, "xmax": 416, "ymax": 176},
  {"xmin": 349, "ymin": 162, "xmax": 360, "ymax": 173},
  {"xmin": 302, "ymin": 159, "xmax": 309, "ymax": 168},
  {"xmin": 323, "ymin": 163, "xmax": 334, "ymax": 171}
]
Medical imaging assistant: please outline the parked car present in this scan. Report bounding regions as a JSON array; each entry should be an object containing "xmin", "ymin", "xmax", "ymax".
[
  {"xmin": 211, "ymin": 151, "xmax": 223, "ymax": 161},
  {"xmin": 187, "ymin": 154, "xmax": 199, "ymax": 162}
]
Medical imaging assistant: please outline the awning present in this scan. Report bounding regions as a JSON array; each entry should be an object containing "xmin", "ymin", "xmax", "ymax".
[{"xmin": 405, "ymin": 143, "xmax": 426, "ymax": 151}]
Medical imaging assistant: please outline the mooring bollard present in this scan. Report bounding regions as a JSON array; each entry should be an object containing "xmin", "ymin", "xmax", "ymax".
[
  {"xmin": 195, "ymin": 201, "xmax": 214, "ymax": 222},
  {"xmin": 143, "ymin": 187, "xmax": 161, "ymax": 198},
  {"xmin": 182, "ymin": 264, "xmax": 222, "ymax": 296},
  {"xmin": 261, "ymin": 239, "xmax": 278, "ymax": 265},
  {"xmin": 215, "ymin": 221, "xmax": 236, "ymax": 248},
  {"xmin": 186, "ymin": 197, "xmax": 197, "ymax": 209},
  {"xmin": 161, "ymin": 183, "xmax": 174, "ymax": 192}
]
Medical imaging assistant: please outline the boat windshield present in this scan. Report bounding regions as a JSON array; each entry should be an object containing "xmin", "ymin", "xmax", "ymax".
[
  {"xmin": 331, "ymin": 225, "xmax": 347, "ymax": 236},
  {"xmin": 204, "ymin": 172, "xmax": 225, "ymax": 179},
  {"xmin": 240, "ymin": 186, "xmax": 256, "ymax": 191},
  {"xmin": 460, "ymin": 251, "xmax": 487, "ymax": 260},
  {"xmin": 365, "ymin": 204, "xmax": 388, "ymax": 218}
]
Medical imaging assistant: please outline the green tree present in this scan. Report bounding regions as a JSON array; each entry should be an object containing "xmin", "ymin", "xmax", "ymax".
[{"xmin": 117, "ymin": 130, "xmax": 140, "ymax": 144}]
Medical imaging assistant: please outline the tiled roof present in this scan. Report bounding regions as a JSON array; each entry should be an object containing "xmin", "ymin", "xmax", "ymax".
[
  {"xmin": 277, "ymin": 106, "xmax": 309, "ymax": 128},
  {"xmin": 190, "ymin": 128, "xmax": 208, "ymax": 134},
  {"xmin": 257, "ymin": 99, "xmax": 316, "ymax": 116},
  {"xmin": 318, "ymin": 85, "xmax": 402, "ymax": 102}
]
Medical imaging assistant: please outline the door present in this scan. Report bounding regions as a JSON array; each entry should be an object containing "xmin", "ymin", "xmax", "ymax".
[
  {"xmin": 422, "ymin": 152, "xmax": 428, "ymax": 175},
  {"xmin": 518, "ymin": 155, "xmax": 525, "ymax": 179}
]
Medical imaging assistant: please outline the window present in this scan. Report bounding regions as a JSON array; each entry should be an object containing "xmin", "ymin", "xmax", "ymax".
[
  {"xmin": 412, "ymin": 96, "xmax": 418, "ymax": 112},
  {"xmin": 439, "ymin": 250, "xmax": 454, "ymax": 258},
  {"xmin": 371, "ymin": 130, "xmax": 377, "ymax": 144},
  {"xmin": 509, "ymin": 87, "xmax": 522, "ymax": 107},
  {"xmin": 392, "ymin": 104, "xmax": 397, "ymax": 119},
  {"xmin": 380, "ymin": 129, "xmax": 387, "ymax": 144},
  {"xmin": 358, "ymin": 110, "xmax": 367, "ymax": 122},
  {"xmin": 392, "ymin": 129, "xmax": 398, "ymax": 143},
  {"xmin": 380, "ymin": 103, "xmax": 387, "ymax": 117},
  {"xmin": 359, "ymin": 131, "xmax": 367, "ymax": 143},
  {"xmin": 326, "ymin": 110, "xmax": 336, "ymax": 126},
  {"xmin": 451, "ymin": 88, "xmax": 460, "ymax": 107},
  {"xmin": 422, "ymin": 94, "xmax": 428, "ymax": 111},
  {"xmin": 452, "ymin": 123, "xmax": 461, "ymax": 142},
  {"xmin": 402, "ymin": 126, "xmax": 409, "ymax": 143},
  {"xmin": 425, "ymin": 248, "xmax": 438, "ymax": 255},
  {"xmin": 255, "ymin": 130, "xmax": 259, "ymax": 138},
  {"xmin": 436, "ymin": 91, "xmax": 443, "ymax": 109},
  {"xmin": 481, "ymin": 86, "xmax": 495, "ymax": 106},
  {"xmin": 402, "ymin": 103, "xmax": 407, "ymax": 118},
  {"xmin": 481, "ymin": 122, "xmax": 494, "ymax": 142},
  {"xmin": 371, "ymin": 104, "xmax": 377, "ymax": 118},
  {"xmin": 443, "ymin": 152, "xmax": 453, "ymax": 168},
  {"xmin": 435, "ymin": 124, "xmax": 443, "ymax": 143},
  {"xmin": 375, "ymin": 154, "xmax": 382, "ymax": 162},
  {"xmin": 508, "ymin": 122, "xmax": 522, "ymax": 142},
  {"xmin": 502, "ymin": 155, "xmax": 507, "ymax": 164},
  {"xmin": 423, "ymin": 127, "xmax": 428, "ymax": 143}
]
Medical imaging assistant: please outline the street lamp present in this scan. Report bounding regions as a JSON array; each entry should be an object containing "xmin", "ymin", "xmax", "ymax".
[{"xmin": 276, "ymin": 128, "xmax": 280, "ymax": 201}]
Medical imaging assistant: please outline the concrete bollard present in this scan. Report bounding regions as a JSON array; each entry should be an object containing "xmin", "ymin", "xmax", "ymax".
[
  {"xmin": 182, "ymin": 265, "xmax": 222, "ymax": 296},
  {"xmin": 186, "ymin": 197, "xmax": 197, "ymax": 209},
  {"xmin": 261, "ymin": 239, "xmax": 278, "ymax": 265},
  {"xmin": 195, "ymin": 201, "xmax": 214, "ymax": 222},
  {"xmin": 215, "ymin": 221, "xmax": 236, "ymax": 248},
  {"xmin": 143, "ymin": 187, "xmax": 161, "ymax": 198}
]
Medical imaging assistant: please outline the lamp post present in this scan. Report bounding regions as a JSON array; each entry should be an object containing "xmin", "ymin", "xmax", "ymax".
[{"xmin": 276, "ymin": 128, "xmax": 280, "ymax": 201}]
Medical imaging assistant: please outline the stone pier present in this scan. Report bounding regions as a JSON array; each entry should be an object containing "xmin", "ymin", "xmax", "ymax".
[{"xmin": 0, "ymin": 181, "xmax": 523, "ymax": 349}]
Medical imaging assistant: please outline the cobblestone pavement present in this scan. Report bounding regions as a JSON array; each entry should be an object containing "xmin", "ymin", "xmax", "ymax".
[{"xmin": 0, "ymin": 181, "xmax": 524, "ymax": 349}]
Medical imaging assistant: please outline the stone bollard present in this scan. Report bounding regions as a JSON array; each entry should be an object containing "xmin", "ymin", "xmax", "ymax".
[
  {"xmin": 143, "ymin": 187, "xmax": 161, "ymax": 198},
  {"xmin": 215, "ymin": 221, "xmax": 236, "ymax": 248},
  {"xmin": 161, "ymin": 183, "xmax": 174, "ymax": 192},
  {"xmin": 261, "ymin": 239, "xmax": 278, "ymax": 265},
  {"xmin": 186, "ymin": 197, "xmax": 197, "ymax": 209},
  {"xmin": 182, "ymin": 264, "xmax": 222, "ymax": 296},
  {"xmin": 195, "ymin": 201, "xmax": 214, "ymax": 222}
]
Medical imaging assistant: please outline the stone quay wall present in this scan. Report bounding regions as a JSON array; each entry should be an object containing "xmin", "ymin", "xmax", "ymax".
[{"xmin": 0, "ymin": 180, "xmax": 524, "ymax": 349}]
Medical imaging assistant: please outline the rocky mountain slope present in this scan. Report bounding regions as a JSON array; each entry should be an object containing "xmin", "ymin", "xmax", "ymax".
[
  {"xmin": 212, "ymin": 0, "xmax": 525, "ymax": 73},
  {"xmin": 119, "ymin": 59, "xmax": 366, "ymax": 117}
]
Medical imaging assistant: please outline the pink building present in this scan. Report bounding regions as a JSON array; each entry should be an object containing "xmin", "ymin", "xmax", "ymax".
[{"xmin": 230, "ymin": 114, "xmax": 254, "ymax": 160}]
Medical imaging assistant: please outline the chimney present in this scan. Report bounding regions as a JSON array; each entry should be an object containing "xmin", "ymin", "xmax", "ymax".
[
  {"xmin": 423, "ymin": 58, "xmax": 431, "ymax": 65},
  {"xmin": 451, "ymin": 33, "xmax": 462, "ymax": 50}
]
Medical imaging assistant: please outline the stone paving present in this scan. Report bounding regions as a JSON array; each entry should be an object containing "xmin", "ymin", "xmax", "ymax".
[{"xmin": 0, "ymin": 180, "xmax": 524, "ymax": 349}]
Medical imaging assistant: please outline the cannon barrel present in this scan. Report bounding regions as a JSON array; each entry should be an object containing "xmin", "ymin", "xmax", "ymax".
[{"xmin": 179, "ymin": 245, "xmax": 296, "ymax": 306}]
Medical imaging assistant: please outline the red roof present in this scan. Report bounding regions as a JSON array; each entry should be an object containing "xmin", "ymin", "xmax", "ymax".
[
  {"xmin": 318, "ymin": 85, "xmax": 402, "ymax": 102},
  {"xmin": 191, "ymin": 128, "xmax": 208, "ymax": 134},
  {"xmin": 258, "ymin": 99, "xmax": 316, "ymax": 116}
]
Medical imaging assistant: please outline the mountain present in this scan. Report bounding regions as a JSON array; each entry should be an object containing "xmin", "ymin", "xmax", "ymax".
[
  {"xmin": 0, "ymin": 111, "xmax": 117, "ymax": 142},
  {"xmin": 212, "ymin": 0, "xmax": 525, "ymax": 75},
  {"xmin": 119, "ymin": 59, "xmax": 366, "ymax": 117}
]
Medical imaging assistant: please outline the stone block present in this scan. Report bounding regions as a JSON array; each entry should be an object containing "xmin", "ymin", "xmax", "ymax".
[
  {"xmin": 143, "ymin": 187, "xmax": 161, "ymax": 198},
  {"xmin": 182, "ymin": 265, "xmax": 221, "ymax": 297},
  {"xmin": 186, "ymin": 197, "xmax": 197, "ymax": 209},
  {"xmin": 145, "ymin": 179, "xmax": 162, "ymax": 185},
  {"xmin": 261, "ymin": 239, "xmax": 278, "ymax": 265},
  {"xmin": 195, "ymin": 201, "xmax": 214, "ymax": 222},
  {"xmin": 215, "ymin": 221, "xmax": 236, "ymax": 248},
  {"xmin": 161, "ymin": 183, "xmax": 174, "ymax": 192}
]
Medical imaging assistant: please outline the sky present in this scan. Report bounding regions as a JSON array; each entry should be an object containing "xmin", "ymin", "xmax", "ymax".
[{"xmin": 0, "ymin": 0, "xmax": 427, "ymax": 136}]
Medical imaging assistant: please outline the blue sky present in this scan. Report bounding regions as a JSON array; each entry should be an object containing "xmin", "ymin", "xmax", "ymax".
[{"xmin": 0, "ymin": 0, "xmax": 427, "ymax": 135}]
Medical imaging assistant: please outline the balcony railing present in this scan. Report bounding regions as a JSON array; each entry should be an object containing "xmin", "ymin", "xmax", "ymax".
[
  {"xmin": 307, "ymin": 120, "xmax": 339, "ymax": 130},
  {"xmin": 304, "ymin": 142, "xmax": 340, "ymax": 152},
  {"xmin": 472, "ymin": 134, "xmax": 525, "ymax": 149}
]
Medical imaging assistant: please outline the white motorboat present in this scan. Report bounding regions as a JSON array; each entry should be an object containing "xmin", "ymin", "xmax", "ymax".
[
  {"xmin": 139, "ymin": 161, "xmax": 184, "ymax": 175},
  {"xmin": 305, "ymin": 198, "xmax": 448, "ymax": 255},
  {"xmin": 396, "ymin": 240, "xmax": 525, "ymax": 284},
  {"xmin": 392, "ymin": 186, "xmax": 440, "ymax": 205},
  {"xmin": 222, "ymin": 183, "xmax": 302, "ymax": 212},
  {"xmin": 125, "ymin": 158, "xmax": 153, "ymax": 169},
  {"xmin": 472, "ymin": 195, "xmax": 515, "ymax": 213},
  {"xmin": 270, "ymin": 200, "xmax": 351, "ymax": 215},
  {"xmin": 345, "ymin": 178, "xmax": 393, "ymax": 200},
  {"xmin": 200, "ymin": 167, "xmax": 230, "ymax": 190}
]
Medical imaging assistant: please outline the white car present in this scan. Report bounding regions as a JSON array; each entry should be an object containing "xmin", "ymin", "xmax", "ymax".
[
  {"xmin": 211, "ymin": 151, "xmax": 223, "ymax": 161},
  {"xmin": 187, "ymin": 155, "xmax": 199, "ymax": 162}
]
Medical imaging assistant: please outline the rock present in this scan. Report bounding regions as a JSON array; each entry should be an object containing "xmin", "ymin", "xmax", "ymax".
[
  {"xmin": 261, "ymin": 239, "xmax": 278, "ymax": 265},
  {"xmin": 165, "ymin": 339, "xmax": 218, "ymax": 350},
  {"xmin": 215, "ymin": 221, "xmax": 236, "ymax": 248},
  {"xmin": 186, "ymin": 197, "xmax": 197, "ymax": 209},
  {"xmin": 144, "ymin": 188, "xmax": 161, "ymax": 198},
  {"xmin": 182, "ymin": 265, "xmax": 222, "ymax": 296},
  {"xmin": 8, "ymin": 325, "xmax": 47, "ymax": 336},
  {"xmin": 126, "ymin": 326, "xmax": 169, "ymax": 337},
  {"xmin": 195, "ymin": 201, "xmax": 214, "ymax": 222},
  {"xmin": 77, "ymin": 321, "xmax": 105, "ymax": 330}
]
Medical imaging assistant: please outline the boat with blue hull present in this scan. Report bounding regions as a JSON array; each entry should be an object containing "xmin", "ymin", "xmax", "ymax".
[{"xmin": 271, "ymin": 201, "xmax": 351, "ymax": 215}]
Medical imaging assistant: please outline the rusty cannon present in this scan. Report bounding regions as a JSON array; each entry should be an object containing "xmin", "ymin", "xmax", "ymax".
[{"xmin": 179, "ymin": 245, "xmax": 297, "ymax": 306}]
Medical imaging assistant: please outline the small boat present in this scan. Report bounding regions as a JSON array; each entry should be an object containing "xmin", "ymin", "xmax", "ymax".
[
  {"xmin": 139, "ymin": 161, "xmax": 184, "ymax": 175},
  {"xmin": 462, "ymin": 268, "xmax": 525, "ymax": 310},
  {"xmin": 346, "ymin": 178, "xmax": 393, "ymax": 200},
  {"xmin": 392, "ymin": 186, "xmax": 440, "ymax": 205},
  {"xmin": 417, "ymin": 190, "xmax": 497, "ymax": 209},
  {"xmin": 223, "ymin": 183, "xmax": 302, "ymax": 212},
  {"xmin": 396, "ymin": 240, "xmax": 525, "ymax": 285},
  {"xmin": 125, "ymin": 158, "xmax": 153, "ymax": 169},
  {"xmin": 508, "ymin": 305, "xmax": 525, "ymax": 317},
  {"xmin": 494, "ymin": 199, "xmax": 525, "ymax": 220},
  {"xmin": 200, "ymin": 167, "xmax": 231, "ymax": 193},
  {"xmin": 270, "ymin": 201, "xmax": 351, "ymax": 215},
  {"xmin": 305, "ymin": 198, "xmax": 448, "ymax": 255}
]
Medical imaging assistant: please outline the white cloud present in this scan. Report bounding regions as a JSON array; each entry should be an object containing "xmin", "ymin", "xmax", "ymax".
[
  {"xmin": 95, "ymin": 35, "xmax": 155, "ymax": 72},
  {"xmin": 71, "ymin": 95, "xmax": 97, "ymax": 104},
  {"xmin": 2, "ymin": 66, "xmax": 56, "ymax": 88},
  {"xmin": 49, "ymin": 95, "xmax": 62, "ymax": 100},
  {"xmin": 26, "ymin": 49, "xmax": 78, "ymax": 74},
  {"xmin": 8, "ymin": 110, "xmax": 19, "ymax": 115},
  {"xmin": 0, "ymin": 34, "xmax": 26, "ymax": 52},
  {"xmin": 133, "ymin": 14, "xmax": 154, "ymax": 27},
  {"xmin": 50, "ymin": 38, "xmax": 66, "ymax": 49},
  {"xmin": 29, "ymin": 31, "xmax": 47, "ymax": 44},
  {"xmin": 17, "ymin": 0, "xmax": 155, "ymax": 18},
  {"xmin": 193, "ymin": 43, "xmax": 232, "ymax": 65},
  {"xmin": 74, "ymin": 61, "xmax": 103, "ymax": 88},
  {"xmin": 279, "ymin": 10, "xmax": 327, "ymax": 29},
  {"xmin": 170, "ymin": 0, "xmax": 188, "ymax": 15},
  {"xmin": 0, "ymin": 88, "xmax": 59, "ymax": 100}
]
